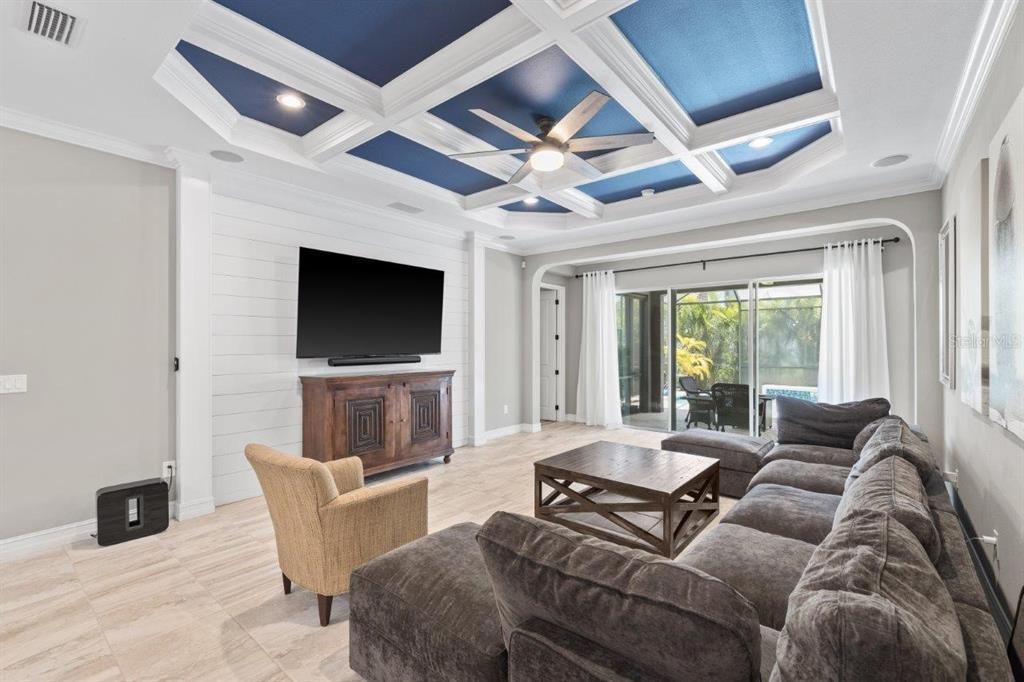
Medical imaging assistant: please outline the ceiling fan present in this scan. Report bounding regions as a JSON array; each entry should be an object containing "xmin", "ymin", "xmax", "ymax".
[{"xmin": 447, "ymin": 91, "xmax": 655, "ymax": 185}]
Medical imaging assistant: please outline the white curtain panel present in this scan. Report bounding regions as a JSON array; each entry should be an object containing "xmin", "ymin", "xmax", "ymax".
[
  {"xmin": 817, "ymin": 239, "xmax": 891, "ymax": 403},
  {"xmin": 576, "ymin": 270, "xmax": 623, "ymax": 427}
]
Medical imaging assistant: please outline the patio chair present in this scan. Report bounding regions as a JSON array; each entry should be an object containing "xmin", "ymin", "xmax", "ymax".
[
  {"xmin": 684, "ymin": 393, "xmax": 715, "ymax": 429},
  {"xmin": 678, "ymin": 375, "xmax": 711, "ymax": 397},
  {"xmin": 711, "ymin": 383, "xmax": 750, "ymax": 432}
]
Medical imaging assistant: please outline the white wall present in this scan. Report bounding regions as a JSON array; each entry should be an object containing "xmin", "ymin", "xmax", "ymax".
[
  {"xmin": 0, "ymin": 129, "xmax": 174, "ymax": 538},
  {"xmin": 484, "ymin": 248, "xmax": 523, "ymax": 432},
  {"xmin": 208, "ymin": 193, "xmax": 469, "ymax": 505},
  {"xmin": 940, "ymin": 2, "xmax": 1023, "ymax": 608}
]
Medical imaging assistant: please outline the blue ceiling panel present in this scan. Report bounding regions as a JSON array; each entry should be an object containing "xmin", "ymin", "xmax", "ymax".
[
  {"xmin": 214, "ymin": 0, "xmax": 510, "ymax": 87},
  {"xmin": 349, "ymin": 132, "xmax": 505, "ymax": 195},
  {"xmin": 612, "ymin": 0, "xmax": 822, "ymax": 125},
  {"xmin": 176, "ymin": 42, "xmax": 341, "ymax": 136},
  {"xmin": 503, "ymin": 197, "xmax": 571, "ymax": 213},
  {"xmin": 430, "ymin": 46, "xmax": 648, "ymax": 154},
  {"xmin": 720, "ymin": 121, "xmax": 832, "ymax": 174},
  {"xmin": 578, "ymin": 161, "xmax": 699, "ymax": 203}
]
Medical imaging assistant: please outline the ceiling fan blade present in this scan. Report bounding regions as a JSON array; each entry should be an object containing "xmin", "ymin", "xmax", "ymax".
[
  {"xmin": 548, "ymin": 91, "xmax": 610, "ymax": 143},
  {"xmin": 507, "ymin": 159, "xmax": 533, "ymax": 184},
  {"xmin": 563, "ymin": 153, "xmax": 602, "ymax": 180},
  {"xmin": 469, "ymin": 109, "xmax": 541, "ymax": 143},
  {"xmin": 568, "ymin": 132, "xmax": 655, "ymax": 153},
  {"xmin": 449, "ymin": 148, "xmax": 530, "ymax": 160}
]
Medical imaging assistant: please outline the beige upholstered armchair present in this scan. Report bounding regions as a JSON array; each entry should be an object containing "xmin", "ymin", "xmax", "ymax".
[{"xmin": 245, "ymin": 444, "xmax": 428, "ymax": 626}]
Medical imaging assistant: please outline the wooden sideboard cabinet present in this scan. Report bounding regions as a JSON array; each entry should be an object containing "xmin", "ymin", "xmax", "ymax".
[{"xmin": 300, "ymin": 370, "xmax": 454, "ymax": 475}]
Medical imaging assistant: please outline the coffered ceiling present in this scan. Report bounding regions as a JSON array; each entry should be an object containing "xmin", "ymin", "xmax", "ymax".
[{"xmin": 0, "ymin": 0, "xmax": 1008, "ymax": 251}]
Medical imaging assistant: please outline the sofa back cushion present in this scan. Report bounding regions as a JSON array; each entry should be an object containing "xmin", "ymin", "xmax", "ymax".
[
  {"xmin": 834, "ymin": 455, "xmax": 941, "ymax": 563},
  {"xmin": 476, "ymin": 511, "xmax": 762, "ymax": 680},
  {"xmin": 775, "ymin": 397, "xmax": 890, "ymax": 449},
  {"xmin": 774, "ymin": 511, "xmax": 966, "ymax": 681},
  {"xmin": 847, "ymin": 417, "xmax": 938, "ymax": 490},
  {"xmin": 852, "ymin": 417, "xmax": 888, "ymax": 454}
]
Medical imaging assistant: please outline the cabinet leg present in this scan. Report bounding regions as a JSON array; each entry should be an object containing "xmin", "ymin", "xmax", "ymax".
[
  {"xmin": 282, "ymin": 573, "xmax": 291, "ymax": 595},
  {"xmin": 443, "ymin": 454, "xmax": 451, "ymax": 464},
  {"xmin": 317, "ymin": 594, "xmax": 333, "ymax": 626}
]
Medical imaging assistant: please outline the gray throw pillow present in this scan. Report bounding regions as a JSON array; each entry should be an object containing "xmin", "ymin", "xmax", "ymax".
[
  {"xmin": 847, "ymin": 417, "xmax": 938, "ymax": 490},
  {"xmin": 775, "ymin": 397, "xmax": 890, "ymax": 449},
  {"xmin": 773, "ymin": 511, "xmax": 967, "ymax": 681},
  {"xmin": 852, "ymin": 417, "xmax": 888, "ymax": 454},
  {"xmin": 833, "ymin": 455, "xmax": 942, "ymax": 563},
  {"xmin": 476, "ymin": 511, "xmax": 762, "ymax": 680}
]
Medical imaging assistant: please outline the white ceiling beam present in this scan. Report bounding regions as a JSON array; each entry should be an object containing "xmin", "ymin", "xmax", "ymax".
[
  {"xmin": 183, "ymin": 0, "xmax": 383, "ymax": 119},
  {"xmin": 689, "ymin": 90, "xmax": 840, "ymax": 154},
  {"xmin": 544, "ymin": 188, "xmax": 604, "ymax": 219}
]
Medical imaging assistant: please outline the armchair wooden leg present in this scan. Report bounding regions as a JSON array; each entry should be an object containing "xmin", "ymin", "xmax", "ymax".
[
  {"xmin": 282, "ymin": 573, "xmax": 291, "ymax": 595},
  {"xmin": 317, "ymin": 594, "xmax": 333, "ymax": 627}
]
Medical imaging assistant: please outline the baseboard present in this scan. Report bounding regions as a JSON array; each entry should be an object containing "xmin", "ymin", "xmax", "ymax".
[
  {"xmin": 521, "ymin": 422, "xmax": 542, "ymax": 433},
  {"xmin": 0, "ymin": 518, "xmax": 97, "ymax": 562},
  {"xmin": 483, "ymin": 423, "xmax": 543, "ymax": 440},
  {"xmin": 565, "ymin": 413, "xmax": 583, "ymax": 423},
  {"xmin": 174, "ymin": 496, "xmax": 216, "ymax": 521}
]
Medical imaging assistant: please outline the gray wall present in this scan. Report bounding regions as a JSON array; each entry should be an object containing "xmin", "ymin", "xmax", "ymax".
[
  {"xmin": 940, "ymin": 2, "xmax": 1023, "ymax": 607},
  {"xmin": 484, "ymin": 248, "xmax": 522, "ymax": 430},
  {"xmin": 567, "ymin": 225, "xmax": 914, "ymax": 419},
  {"xmin": 0, "ymin": 129, "xmax": 174, "ymax": 538}
]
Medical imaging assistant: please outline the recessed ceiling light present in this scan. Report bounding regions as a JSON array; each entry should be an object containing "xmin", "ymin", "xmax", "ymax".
[
  {"xmin": 523, "ymin": 196, "xmax": 539, "ymax": 205},
  {"xmin": 210, "ymin": 150, "xmax": 244, "ymax": 163},
  {"xmin": 641, "ymin": 188, "xmax": 655, "ymax": 198},
  {"xmin": 499, "ymin": 235, "xmax": 516, "ymax": 241},
  {"xmin": 872, "ymin": 154, "xmax": 910, "ymax": 168},
  {"xmin": 531, "ymin": 145, "xmax": 565, "ymax": 172},
  {"xmin": 748, "ymin": 136, "xmax": 774, "ymax": 149},
  {"xmin": 276, "ymin": 93, "xmax": 306, "ymax": 110}
]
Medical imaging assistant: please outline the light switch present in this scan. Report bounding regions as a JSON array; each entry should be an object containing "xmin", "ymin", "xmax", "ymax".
[{"xmin": 0, "ymin": 375, "xmax": 27, "ymax": 394}]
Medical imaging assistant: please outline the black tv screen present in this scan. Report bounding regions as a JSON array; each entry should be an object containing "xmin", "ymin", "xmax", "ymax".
[{"xmin": 296, "ymin": 247, "xmax": 444, "ymax": 359}]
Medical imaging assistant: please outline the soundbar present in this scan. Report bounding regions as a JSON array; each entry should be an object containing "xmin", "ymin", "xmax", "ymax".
[{"xmin": 327, "ymin": 355, "xmax": 421, "ymax": 366}]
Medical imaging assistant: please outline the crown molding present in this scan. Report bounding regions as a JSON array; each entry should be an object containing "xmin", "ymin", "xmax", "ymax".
[
  {"xmin": 303, "ymin": 111, "xmax": 376, "ymax": 161},
  {"xmin": 546, "ymin": 188, "xmax": 604, "ymax": 219},
  {"xmin": 805, "ymin": 0, "xmax": 837, "ymax": 93},
  {"xmin": 154, "ymin": 51, "xmax": 238, "ymax": 141},
  {"xmin": 0, "ymin": 106, "xmax": 173, "ymax": 168},
  {"xmin": 183, "ymin": 0, "xmax": 382, "ymax": 118},
  {"xmin": 932, "ymin": 0, "xmax": 1019, "ymax": 186}
]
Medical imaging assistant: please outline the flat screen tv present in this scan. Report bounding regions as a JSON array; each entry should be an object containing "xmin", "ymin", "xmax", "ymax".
[{"xmin": 296, "ymin": 247, "xmax": 444, "ymax": 361}]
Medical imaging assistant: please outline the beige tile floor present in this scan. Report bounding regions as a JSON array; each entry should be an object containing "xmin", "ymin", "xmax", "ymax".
[{"xmin": 0, "ymin": 422, "xmax": 734, "ymax": 681}]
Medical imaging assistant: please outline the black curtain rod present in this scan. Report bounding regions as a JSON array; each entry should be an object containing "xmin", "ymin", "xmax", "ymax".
[{"xmin": 574, "ymin": 237, "xmax": 900, "ymax": 278}]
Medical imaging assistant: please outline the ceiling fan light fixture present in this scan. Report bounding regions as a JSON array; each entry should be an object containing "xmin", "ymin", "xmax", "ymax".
[
  {"xmin": 749, "ymin": 136, "xmax": 774, "ymax": 149},
  {"xmin": 276, "ymin": 93, "xmax": 306, "ymax": 109},
  {"xmin": 531, "ymin": 145, "xmax": 565, "ymax": 172}
]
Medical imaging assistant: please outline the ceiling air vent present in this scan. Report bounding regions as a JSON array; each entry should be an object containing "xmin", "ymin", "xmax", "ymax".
[
  {"xmin": 387, "ymin": 202, "xmax": 424, "ymax": 215},
  {"xmin": 26, "ymin": 2, "xmax": 76, "ymax": 45}
]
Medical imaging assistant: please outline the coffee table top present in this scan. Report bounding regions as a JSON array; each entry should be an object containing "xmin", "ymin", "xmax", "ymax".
[{"xmin": 534, "ymin": 440, "xmax": 718, "ymax": 501}]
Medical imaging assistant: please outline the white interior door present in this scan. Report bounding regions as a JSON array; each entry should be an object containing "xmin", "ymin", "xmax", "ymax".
[{"xmin": 540, "ymin": 289, "xmax": 557, "ymax": 421}]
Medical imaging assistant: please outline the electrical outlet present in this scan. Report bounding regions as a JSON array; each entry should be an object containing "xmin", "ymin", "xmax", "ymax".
[{"xmin": 162, "ymin": 461, "xmax": 176, "ymax": 480}]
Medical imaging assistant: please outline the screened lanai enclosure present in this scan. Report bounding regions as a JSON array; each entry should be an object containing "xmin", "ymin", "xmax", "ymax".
[{"xmin": 616, "ymin": 280, "xmax": 823, "ymax": 436}]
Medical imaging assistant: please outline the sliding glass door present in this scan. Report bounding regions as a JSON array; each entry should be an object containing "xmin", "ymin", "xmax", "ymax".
[{"xmin": 618, "ymin": 279, "xmax": 822, "ymax": 436}]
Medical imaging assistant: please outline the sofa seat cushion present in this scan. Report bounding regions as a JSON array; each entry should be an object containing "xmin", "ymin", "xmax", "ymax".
[
  {"xmin": 953, "ymin": 602, "xmax": 1014, "ymax": 681},
  {"xmin": 775, "ymin": 396, "xmax": 890, "ymax": 449},
  {"xmin": 747, "ymin": 460, "xmax": 849, "ymax": 496},
  {"xmin": 760, "ymin": 626, "xmax": 780, "ymax": 681},
  {"xmin": 762, "ymin": 443, "xmax": 858, "ymax": 468},
  {"xmin": 773, "ymin": 511, "xmax": 967, "ymax": 681},
  {"xmin": 722, "ymin": 484, "xmax": 841, "ymax": 545},
  {"xmin": 679, "ymin": 523, "xmax": 816, "ymax": 630},
  {"xmin": 834, "ymin": 455, "xmax": 941, "ymax": 563},
  {"xmin": 349, "ymin": 522, "xmax": 507, "ymax": 682},
  {"xmin": 476, "ymin": 512, "xmax": 762, "ymax": 680},
  {"xmin": 847, "ymin": 417, "xmax": 938, "ymax": 490},
  {"xmin": 661, "ymin": 429, "xmax": 772, "ymax": 473}
]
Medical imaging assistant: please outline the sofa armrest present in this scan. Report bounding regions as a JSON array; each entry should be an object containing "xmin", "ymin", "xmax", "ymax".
[
  {"xmin": 323, "ymin": 456, "xmax": 364, "ymax": 495},
  {"xmin": 319, "ymin": 477, "xmax": 428, "ymax": 577}
]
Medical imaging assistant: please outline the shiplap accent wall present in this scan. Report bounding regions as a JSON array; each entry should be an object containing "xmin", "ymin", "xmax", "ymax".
[{"xmin": 210, "ymin": 194, "xmax": 469, "ymax": 505}]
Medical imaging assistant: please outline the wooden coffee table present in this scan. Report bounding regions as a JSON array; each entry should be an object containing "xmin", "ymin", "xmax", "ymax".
[{"xmin": 534, "ymin": 441, "xmax": 719, "ymax": 558}]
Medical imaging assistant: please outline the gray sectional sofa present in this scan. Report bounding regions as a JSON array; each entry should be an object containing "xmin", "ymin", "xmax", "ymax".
[{"xmin": 349, "ymin": 402, "xmax": 1012, "ymax": 680}]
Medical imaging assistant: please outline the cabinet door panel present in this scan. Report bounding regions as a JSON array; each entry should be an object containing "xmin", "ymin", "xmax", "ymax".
[
  {"xmin": 397, "ymin": 376, "xmax": 451, "ymax": 457},
  {"xmin": 332, "ymin": 383, "xmax": 397, "ymax": 469}
]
